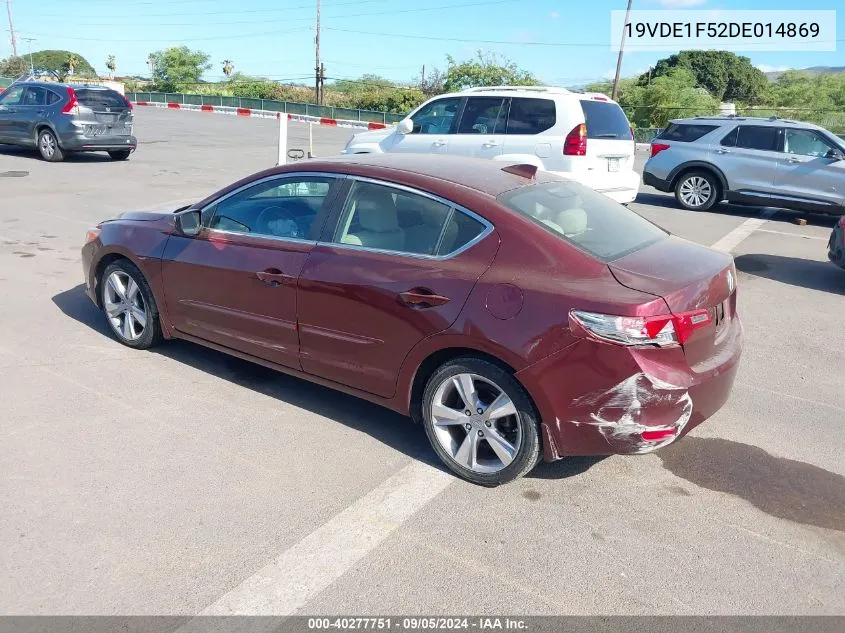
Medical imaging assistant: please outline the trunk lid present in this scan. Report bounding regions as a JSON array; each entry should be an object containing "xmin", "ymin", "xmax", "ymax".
[
  {"xmin": 579, "ymin": 98, "xmax": 635, "ymax": 182},
  {"xmin": 609, "ymin": 236, "xmax": 738, "ymax": 366},
  {"xmin": 74, "ymin": 87, "xmax": 133, "ymax": 132}
]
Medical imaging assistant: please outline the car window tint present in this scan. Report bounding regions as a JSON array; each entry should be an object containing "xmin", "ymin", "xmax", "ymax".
[
  {"xmin": 410, "ymin": 97, "xmax": 461, "ymax": 135},
  {"xmin": 498, "ymin": 181, "xmax": 667, "ymax": 263},
  {"xmin": 207, "ymin": 176, "xmax": 335, "ymax": 240},
  {"xmin": 74, "ymin": 89, "xmax": 128, "ymax": 110},
  {"xmin": 580, "ymin": 100, "xmax": 633, "ymax": 140},
  {"xmin": 333, "ymin": 181, "xmax": 477, "ymax": 256},
  {"xmin": 0, "ymin": 86, "xmax": 24, "ymax": 106},
  {"xmin": 457, "ymin": 97, "xmax": 507, "ymax": 135},
  {"xmin": 21, "ymin": 87, "xmax": 47, "ymax": 106},
  {"xmin": 659, "ymin": 123, "xmax": 718, "ymax": 142},
  {"xmin": 735, "ymin": 125, "xmax": 779, "ymax": 151},
  {"xmin": 46, "ymin": 90, "xmax": 61, "ymax": 105},
  {"xmin": 506, "ymin": 98, "xmax": 556, "ymax": 135},
  {"xmin": 784, "ymin": 129, "xmax": 835, "ymax": 157},
  {"xmin": 720, "ymin": 126, "xmax": 738, "ymax": 147}
]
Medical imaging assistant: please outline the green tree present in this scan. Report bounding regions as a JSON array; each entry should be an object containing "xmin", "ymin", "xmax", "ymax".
[
  {"xmin": 443, "ymin": 51, "xmax": 539, "ymax": 92},
  {"xmin": 16, "ymin": 50, "xmax": 97, "ymax": 80},
  {"xmin": 66, "ymin": 53, "xmax": 80, "ymax": 76},
  {"xmin": 149, "ymin": 46, "xmax": 211, "ymax": 91},
  {"xmin": 622, "ymin": 68, "xmax": 720, "ymax": 128},
  {"xmin": 106, "ymin": 55, "xmax": 117, "ymax": 79},
  {"xmin": 0, "ymin": 55, "xmax": 29, "ymax": 77},
  {"xmin": 418, "ymin": 66, "xmax": 445, "ymax": 97},
  {"xmin": 222, "ymin": 60, "xmax": 234, "ymax": 77},
  {"xmin": 642, "ymin": 51, "xmax": 767, "ymax": 102}
]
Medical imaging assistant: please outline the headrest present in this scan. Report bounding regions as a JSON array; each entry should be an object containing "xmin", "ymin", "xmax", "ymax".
[
  {"xmin": 356, "ymin": 188, "xmax": 399, "ymax": 233},
  {"xmin": 556, "ymin": 208, "xmax": 588, "ymax": 236}
]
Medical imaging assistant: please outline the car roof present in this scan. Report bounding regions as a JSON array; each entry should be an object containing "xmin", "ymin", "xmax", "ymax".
[
  {"xmin": 13, "ymin": 80, "xmax": 114, "ymax": 91},
  {"xmin": 670, "ymin": 115, "xmax": 826, "ymax": 131},
  {"xmin": 288, "ymin": 153, "xmax": 558, "ymax": 197},
  {"xmin": 446, "ymin": 85, "xmax": 618, "ymax": 103}
]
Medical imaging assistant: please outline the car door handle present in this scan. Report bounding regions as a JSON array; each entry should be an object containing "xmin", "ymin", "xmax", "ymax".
[
  {"xmin": 398, "ymin": 288, "xmax": 451, "ymax": 308},
  {"xmin": 786, "ymin": 157, "xmax": 801, "ymax": 164},
  {"xmin": 256, "ymin": 268, "xmax": 295, "ymax": 287},
  {"xmin": 431, "ymin": 139, "xmax": 446, "ymax": 147},
  {"xmin": 716, "ymin": 149, "xmax": 731, "ymax": 154},
  {"xmin": 482, "ymin": 140, "xmax": 500, "ymax": 148}
]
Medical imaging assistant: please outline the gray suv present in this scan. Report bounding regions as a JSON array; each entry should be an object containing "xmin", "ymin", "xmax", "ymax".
[
  {"xmin": 0, "ymin": 81, "xmax": 136, "ymax": 162},
  {"xmin": 643, "ymin": 116, "xmax": 845, "ymax": 215}
]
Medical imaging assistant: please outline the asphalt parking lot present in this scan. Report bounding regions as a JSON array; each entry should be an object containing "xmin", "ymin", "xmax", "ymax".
[{"xmin": 1, "ymin": 107, "xmax": 843, "ymax": 616}]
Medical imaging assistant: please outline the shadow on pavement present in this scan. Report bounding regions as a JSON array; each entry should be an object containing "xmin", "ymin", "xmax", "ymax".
[
  {"xmin": 0, "ymin": 144, "xmax": 114, "ymax": 162},
  {"xmin": 734, "ymin": 253, "xmax": 845, "ymax": 296},
  {"xmin": 528, "ymin": 455, "xmax": 607, "ymax": 480}
]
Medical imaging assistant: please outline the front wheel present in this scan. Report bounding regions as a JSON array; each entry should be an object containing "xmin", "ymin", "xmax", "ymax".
[
  {"xmin": 38, "ymin": 129, "xmax": 65, "ymax": 162},
  {"xmin": 675, "ymin": 170, "xmax": 719, "ymax": 211},
  {"xmin": 99, "ymin": 259, "xmax": 162, "ymax": 349},
  {"xmin": 108, "ymin": 150, "xmax": 132, "ymax": 161},
  {"xmin": 421, "ymin": 357, "xmax": 541, "ymax": 486}
]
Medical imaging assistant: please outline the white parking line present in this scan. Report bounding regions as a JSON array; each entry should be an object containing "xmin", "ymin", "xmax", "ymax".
[
  {"xmin": 709, "ymin": 208, "xmax": 776, "ymax": 253},
  {"xmin": 185, "ymin": 461, "xmax": 452, "ymax": 618}
]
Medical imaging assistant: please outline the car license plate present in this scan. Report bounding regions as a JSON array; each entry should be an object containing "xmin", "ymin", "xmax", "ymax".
[{"xmin": 608, "ymin": 158, "xmax": 620, "ymax": 172}]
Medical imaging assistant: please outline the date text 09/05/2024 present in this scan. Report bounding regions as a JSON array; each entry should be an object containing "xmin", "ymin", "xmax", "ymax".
[{"xmin": 307, "ymin": 618, "xmax": 528, "ymax": 630}]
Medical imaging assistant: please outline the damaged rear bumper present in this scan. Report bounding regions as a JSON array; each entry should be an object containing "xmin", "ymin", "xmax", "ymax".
[{"xmin": 516, "ymin": 319, "xmax": 742, "ymax": 460}]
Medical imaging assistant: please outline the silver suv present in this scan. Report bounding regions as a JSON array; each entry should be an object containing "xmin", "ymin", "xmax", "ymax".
[
  {"xmin": 0, "ymin": 81, "xmax": 136, "ymax": 162},
  {"xmin": 643, "ymin": 116, "xmax": 845, "ymax": 215}
]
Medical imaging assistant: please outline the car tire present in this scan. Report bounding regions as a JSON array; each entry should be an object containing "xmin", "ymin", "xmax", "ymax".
[
  {"xmin": 99, "ymin": 259, "xmax": 162, "ymax": 350},
  {"xmin": 421, "ymin": 357, "xmax": 541, "ymax": 486},
  {"xmin": 37, "ymin": 129, "xmax": 64, "ymax": 162},
  {"xmin": 674, "ymin": 170, "xmax": 719, "ymax": 211},
  {"xmin": 108, "ymin": 150, "xmax": 132, "ymax": 161}
]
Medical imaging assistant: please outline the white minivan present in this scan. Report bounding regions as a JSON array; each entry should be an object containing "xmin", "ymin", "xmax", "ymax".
[{"xmin": 341, "ymin": 86, "xmax": 640, "ymax": 204}]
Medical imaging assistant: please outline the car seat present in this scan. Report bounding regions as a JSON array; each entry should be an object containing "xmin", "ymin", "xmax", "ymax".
[{"xmin": 341, "ymin": 187, "xmax": 405, "ymax": 251}]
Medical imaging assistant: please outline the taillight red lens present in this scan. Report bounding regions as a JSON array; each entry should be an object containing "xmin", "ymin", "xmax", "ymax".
[
  {"xmin": 61, "ymin": 87, "xmax": 79, "ymax": 114},
  {"xmin": 650, "ymin": 142, "xmax": 670, "ymax": 158},
  {"xmin": 671, "ymin": 309, "xmax": 712, "ymax": 344},
  {"xmin": 563, "ymin": 123, "xmax": 587, "ymax": 156},
  {"xmin": 84, "ymin": 227, "xmax": 101, "ymax": 245},
  {"xmin": 641, "ymin": 428, "xmax": 676, "ymax": 442},
  {"xmin": 121, "ymin": 94, "xmax": 133, "ymax": 110},
  {"xmin": 570, "ymin": 308, "xmax": 712, "ymax": 347}
]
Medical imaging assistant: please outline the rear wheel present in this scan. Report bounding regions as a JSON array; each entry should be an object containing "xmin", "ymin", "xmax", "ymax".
[
  {"xmin": 37, "ymin": 129, "xmax": 64, "ymax": 162},
  {"xmin": 108, "ymin": 150, "xmax": 132, "ymax": 161},
  {"xmin": 421, "ymin": 357, "xmax": 541, "ymax": 486},
  {"xmin": 99, "ymin": 260, "xmax": 162, "ymax": 349},
  {"xmin": 675, "ymin": 170, "xmax": 719, "ymax": 211}
]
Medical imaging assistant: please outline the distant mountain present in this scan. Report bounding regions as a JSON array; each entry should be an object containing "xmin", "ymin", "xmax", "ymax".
[{"xmin": 765, "ymin": 66, "xmax": 845, "ymax": 80}]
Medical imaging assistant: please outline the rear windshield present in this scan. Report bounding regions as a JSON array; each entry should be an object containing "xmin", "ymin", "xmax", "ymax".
[
  {"xmin": 580, "ymin": 100, "xmax": 633, "ymax": 140},
  {"xmin": 659, "ymin": 123, "xmax": 718, "ymax": 142},
  {"xmin": 74, "ymin": 89, "xmax": 128, "ymax": 110},
  {"xmin": 497, "ymin": 181, "xmax": 666, "ymax": 262}
]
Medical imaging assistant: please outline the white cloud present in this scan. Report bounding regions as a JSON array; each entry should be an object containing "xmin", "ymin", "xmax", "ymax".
[
  {"xmin": 657, "ymin": 0, "xmax": 707, "ymax": 7},
  {"xmin": 549, "ymin": 11, "xmax": 560, "ymax": 19},
  {"xmin": 756, "ymin": 64, "xmax": 791, "ymax": 73}
]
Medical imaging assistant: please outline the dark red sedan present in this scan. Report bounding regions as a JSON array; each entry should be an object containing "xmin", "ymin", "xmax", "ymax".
[{"xmin": 81, "ymin": 154, "xmax": 742, "ymax": 485}]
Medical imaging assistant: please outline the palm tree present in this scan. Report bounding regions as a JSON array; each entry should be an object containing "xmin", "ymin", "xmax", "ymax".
[
  {"xmin": 222, "ymin": 60, "xmax": 234, "ymax": 78},
  {"xmin": 106, "ymin": 55, "xmax": 116, "ymax": 79},
  {"xmin": 66, "ymin": 53, "xmax": 79, "ymax": 76},
  {"xmin": 147, "ymin": 53, "xmax": 157, "ymax": 79}
]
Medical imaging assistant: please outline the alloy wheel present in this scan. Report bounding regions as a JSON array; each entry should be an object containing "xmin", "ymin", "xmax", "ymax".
[
  {"xmin": 679, "ymin": 176, "xmax": 713, "ymax": 208},
  {"xmin": 39, "ymin": 133, "xmax": 56, "ymax": 159},
  {"xmin": 429, "ymin": 373, "xmax": 522, "ymax": 474},
  {"xmin": 103, "ymin": 270, "xmax": 147, "ymax": 342}
]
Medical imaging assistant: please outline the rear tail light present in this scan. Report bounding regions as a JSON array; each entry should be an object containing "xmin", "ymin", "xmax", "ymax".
[
  {"xmin": 84, "ymin": 227, "xmax": 101, "ymax": 244},
  {"xmin": 563, "ymin": 123, "xmax": 587, "ymax": 156},
  {"xmin": 570, "ymin": 309, "xmax": 712, "ymax": 347},
  {"xmin": 650, "ymin": 142, "xmax": 670, "ymax": 158},
  {"xmin": 641, "ymin": 428, "xmax": 676, "ymax": 442},
  {"xmin": 61, "ymin": 87, "xmax": 79, "ymax": 115},
  {"xmin": 121, "ymin": 94, "xmax": 133, "ymax": 110}
]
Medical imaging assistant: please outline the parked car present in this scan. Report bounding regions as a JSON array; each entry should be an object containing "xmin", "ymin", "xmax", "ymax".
[
  {"xmin": 829, "ymin": 215, "xmax": 845, "ymax": 269},
  {"xmin": 81, "ymin": 154, "xmax": 741, "ymax": 486},
  {"xmin": 341, "ymin": 86, "xmax": 640, "ymax": 204},
  {"xmin": 0, "ymin": 81, "xmax": 136, "ymax": 162},
  {"xmin": 643, "ymin": 116, "xmax": 845, "ymax": 214}
]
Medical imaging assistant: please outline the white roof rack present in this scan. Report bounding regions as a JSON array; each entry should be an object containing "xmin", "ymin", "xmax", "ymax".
[{"xmin": 460, "ymin": 85, "xmax": 575, "ymax": 95}]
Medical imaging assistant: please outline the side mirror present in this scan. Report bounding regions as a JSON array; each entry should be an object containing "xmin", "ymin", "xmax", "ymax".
[
  {"xmin": 825, "ymin": 148, "xmax": 845, "ymax": 161},
  {"xmin": 397, "ymin": 119, "xmax": 413, "ymax": 135},
  {"xmin": 175, "ymin": 209, "xmax": 201, "ymax": 236}
]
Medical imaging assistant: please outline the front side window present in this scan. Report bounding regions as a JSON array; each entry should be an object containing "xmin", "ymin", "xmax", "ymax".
[
  {"xmin": 498, "ymin": 181, "xmax": 666, "ymax": 262},
  {"xmin": 0, "ymin": 86, "xmax": 24, "ymax": 106},
  {"xmin": 457, "ymin": 97, "xmax": 508, "ymax": 135},
  {"xmin": 206, "ymin": 176, "xmax": 335, "ymax": 240},
  {"xmin": 734, "ymin": 125, "xmax": 779, "ymax": 151},
  {"xmin": 506, "ymin": 98, "xmax": 556, "ymax": 135},
  {"xmin": 332, "ymin": 181, "xmax": 485, "ymax": 256},
  {"xmin": 21, "ymin": 87, "xmax": 47, "ymax": 106},
  {"xmin": 783, "ymin": 129, "xmax": 836, "ymax": 157},
  {"xmin": 409, "ymin": 97, "xmax": 461, "ymax": 135}
]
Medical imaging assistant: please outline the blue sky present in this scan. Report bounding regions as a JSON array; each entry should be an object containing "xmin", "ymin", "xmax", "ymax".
[{"xmin": 3, "ymin": 0, "xmax": 843, "ymax": 86}]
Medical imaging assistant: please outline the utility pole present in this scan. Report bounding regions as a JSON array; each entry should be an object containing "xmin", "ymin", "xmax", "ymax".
[
  {"xmin": 21, "ymin": 36, "xmax": 34, "ymax": 74},
  {"xmin": 611, "ymin": 0, "xmax": 633, "ymax": 101},
  {"xmin": 5, "ymin": 0, "xmax": 17, "ymax": 57},
  {"xmin": 314, "ymin": 0, "xmax": 321, "ymax": 106}
]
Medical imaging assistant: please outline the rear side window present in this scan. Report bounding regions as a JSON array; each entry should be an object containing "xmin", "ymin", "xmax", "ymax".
[
  {"xmin": 506, "ymin": 98, "xmax": 555, "ymax": 135},
  {"xmin": 732, "ymin": 125, "xmax": 779, "ymax": 151},
  {"xmin": 498, "ymin": 181, "xmax": 666, "ymax": 262},
  {"xmin": 580, "ymin": 101, "xmax": 633, "ymax": 140},
  {"xmin": 46, "ymin": 90, "xmax": 61, "ymax": 105},
  {"xmin": 659, "ymin": 123, "xmax": 717, "ymax": 142},
  {"xmin": 457, "ymin": 97, "xmax": 508, "ymax": 134},
  {"xmin": 74, "ymin": 89, "xmax": 128, "ymax": 110}
]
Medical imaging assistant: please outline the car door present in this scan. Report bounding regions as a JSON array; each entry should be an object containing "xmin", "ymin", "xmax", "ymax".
[
  {"xmin": 774, "ymin": 128, "xmax": 845, "ymax": 210},
  {"xmin": 384, "ymin": 96, "xmax": 462, "ymax": 155},
  {"xmin": 448, "ymin": 96, "xmax": 508, "ymax": 159},
  {"xmin": 0, "ymin": 85, "xmax": 25, "ymax": 143},
  {"xmin": 161, "ymin": 173, "xmax": 344, "ymax": 370},
  {"xmin": 13, "ymin": 86, "xmax": 48, "ymax": 142},
  {"xmin": 713, "ymin": 124, "xmax": 780, "ymax": 195},
  {"xmin": 297, "ymin": 178, "xmax": 498, "ymax": 397}
]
